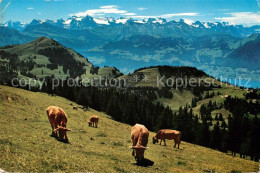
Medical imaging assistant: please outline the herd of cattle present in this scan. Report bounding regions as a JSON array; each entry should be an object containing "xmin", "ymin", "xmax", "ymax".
[{"xmin": 46, "ymin": 106, "xmax": 181, "ymax": 162}]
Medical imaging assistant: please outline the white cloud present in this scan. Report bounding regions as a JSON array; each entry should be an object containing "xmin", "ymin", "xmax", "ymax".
[
  {"xmin": 37, "ymin": 12, "xmax": 41, "ymax": 15},
  {"xmin": 27, "ymin": 7, "xmax": 34, "ymax": 10},
  {"xmin": 70, "ymin": 5, "xmax": 198, "ymax": 20},
  {"xmin": 71, "ymin": 5, "xmax": 128, "ymax": 17},
  {"xmin": 257, "ymin": 0, "xmax": 260, "ymax": 8},
  {"xmin": 137, "ymin": 7, "xmax": 147, "ymax": 11},
  {"xmin": 215, "ymin": 12, "xmax": 260, "ymax": 26}
]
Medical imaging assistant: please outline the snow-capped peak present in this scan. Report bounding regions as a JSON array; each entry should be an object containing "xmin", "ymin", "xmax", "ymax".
[
  {"xmin": 116, "ymin": 17, "xmax": 128, "ymax": 24},
  {"xmin": 1, "ymin": 16, "xmax": 249, "ymax": 32},
  {"xmin": 93, "ymin": 17, "xmax": 110, "ymax": 25},
  {"xmin": 142, "ymin": 17, "xmax": 166, "ymax": 24},
  {"xmin": 179, "ymin": 18, "xmax": 194, "ymax": 25}
]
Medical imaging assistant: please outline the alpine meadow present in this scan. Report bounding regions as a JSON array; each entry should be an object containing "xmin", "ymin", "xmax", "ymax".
[{"xmin": 0, "ymin": 0, "xmax": 260, "ymax": 172}]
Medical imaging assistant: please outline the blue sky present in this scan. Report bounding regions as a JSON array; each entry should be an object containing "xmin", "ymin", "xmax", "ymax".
[{"xmin": 0, "ymin": 0, "xmax": 260, "ymax": 26}]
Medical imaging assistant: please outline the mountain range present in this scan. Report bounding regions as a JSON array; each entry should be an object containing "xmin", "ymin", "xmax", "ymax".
[{"xmin": 0, "ymin": 16, "xmax": 260, "ymax": 82}]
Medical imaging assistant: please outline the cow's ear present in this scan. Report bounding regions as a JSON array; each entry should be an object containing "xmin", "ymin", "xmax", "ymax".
[
  {"xmin": 66, "ymin": 128, "xmax": 72, "ymax": 131},
  {"xmin": 129, "ymin": 146, "xmax": 136, "ymax": 149}
]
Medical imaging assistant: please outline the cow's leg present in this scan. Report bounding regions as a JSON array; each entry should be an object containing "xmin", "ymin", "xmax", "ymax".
[
  {"xmin": 64, "ymin": 132, "xmax": 69, "ymax": 142},
  {"xmin": 178, "ymin": 141, "xmax": 181, "ymax": 149},
  {"xmin": 54, "ymin": 124, "xmax": 59, "ymax": 138},
  {"xmin": 159, "ymin": 139, "xmax": 162, "ymax": 145},
  {"xmin": 132, "ymin": 150, "xmax": 135, "ymax": 156},
  {"xmin": 131, "ymin": 136, "xmax": 137, "ymax": 157},
  {"xmin": 52, "ymin": 123, "xmax": 59, "ymax": 138},
  {"xmin": 174, "ymin": 139, "xmax": 177, "ymax": 148},
  {"xmin": 163, "ymin": 139, "xmax": 166, "ymax": 146},
  {"xmin": 50, "ymin": 123, "xmax": 55, "ymax": 136}
]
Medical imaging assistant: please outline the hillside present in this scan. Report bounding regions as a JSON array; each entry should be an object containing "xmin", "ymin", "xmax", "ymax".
[
  {"xmin": 0, "ymin": 85, "xmax": 258, "ymax": 172},
  {"xmin": 0, "ymin": 37, "xmax": 122, "ymax": 83},
  {"xmin": 0, "ymin": 37, "xmax": 93, "ymax": 79}
]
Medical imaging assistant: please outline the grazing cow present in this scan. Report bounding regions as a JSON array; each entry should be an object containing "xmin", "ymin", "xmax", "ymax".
[
  {"xmin": 130, "ymin": 124, "xmax": 149, "ymax": 161},
  {"xmin": 46, "ymin": 106, "xmax": 71, "ymax": 142},
  {"xmin": 152, "ymin": 129, "xmax": 181, "ymax": 149},
  {"xmin": 88, "ymin": 115, "xmax": 99, "ymax": 128},
  {"xmin": 73, "ymin": 106, "xmax": 78, "ymax": 110}
]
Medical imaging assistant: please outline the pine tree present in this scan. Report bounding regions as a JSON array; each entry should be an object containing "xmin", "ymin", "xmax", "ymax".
[
  {"xmin": 210, "ymin": 121, "xmax": 221, "ymax": 149},
  {"xmin": 196, "ymin": 119, "xmax": 210, "ymax": 147}
]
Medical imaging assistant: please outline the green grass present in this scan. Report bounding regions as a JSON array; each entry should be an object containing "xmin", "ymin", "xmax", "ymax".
[
  {"xmin": 158, "ymin": 90, "xmax": 194, "ymax": 112},
  {"xmin": 0, "ymin": 85, "xmax": 258, "ymax": 172}
]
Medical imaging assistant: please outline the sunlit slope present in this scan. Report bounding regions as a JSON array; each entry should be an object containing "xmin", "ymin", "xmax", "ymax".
[{"xmin": 0, "ymin": 85, "xmax": 258, "ymax": 172}]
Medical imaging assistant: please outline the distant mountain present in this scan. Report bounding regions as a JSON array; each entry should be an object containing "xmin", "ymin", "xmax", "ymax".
[
  {"xmin": 87, "ymin": 33, "xmax": 260, "ymax": 81},
  {"xmin": 2, "ymin": 16, "xmax": 260, "ymax": 39},
  {"xmin": 0, "ymin": 21, "xmax": 27, "ymax": 31},
  {"xmin": 0, "ymin": 27, "xmax": 34, "ymax": 47},
  {"xmin": 86, "ymin": 34, "xmax": 239, "ymax": 68},
  {"xmin": 0, "ymin": 16, "xmax": 260, "ymax": 82},
  {"xmin": 23, "ymin": 22, "xmax": 106, "ymax": 49},
  {"xmin": 223, "ymin": 34, "xmax": 260, "ymax": 70}
]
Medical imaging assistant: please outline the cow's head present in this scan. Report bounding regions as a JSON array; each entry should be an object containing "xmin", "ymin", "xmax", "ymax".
[
  {"xmin": 53, "ymin": 126, "xmax": 71, "ymax": 141},
  {"xmin": 152, "ymin": 136, "xmax": 158, "ymax": 144},
  {"xmin": 129, "ymin": 145, "xmax": 149, "ymax": 161},
  {"xmin": 88, "ymin": 121, "xmax": 92, "ymax": 127}
]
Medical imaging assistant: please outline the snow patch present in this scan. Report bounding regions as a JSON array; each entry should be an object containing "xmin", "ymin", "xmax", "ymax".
[
  {"xmin": 64, "ymin": 19, "xmax": 72, "ymax": 25},
  {"xmin": 93, "ymin": 18, "xmax": 110, "ymax": 25},
  {"xmin": 116, "ymin": 18, "xmax": 128, "ymax": 24},
  {"xmin": 182, "ymin": 19, "xmax": 194, "ymax": 25}
]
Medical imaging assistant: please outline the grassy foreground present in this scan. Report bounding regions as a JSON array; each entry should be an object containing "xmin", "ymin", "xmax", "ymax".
[{"xmin": 0, "ymin": 85, "xmax": 258, "ymax": 172}]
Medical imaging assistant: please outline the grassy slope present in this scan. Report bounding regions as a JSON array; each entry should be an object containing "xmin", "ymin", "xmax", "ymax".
[{"xmin": 0, "ymin": 85, "xmax": 258, "ymax": 172}]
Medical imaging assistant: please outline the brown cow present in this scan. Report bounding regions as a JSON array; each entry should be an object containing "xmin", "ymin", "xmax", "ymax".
[
  {"xmin": 130, "ymin": 124, "xmax": 149, "ymax": 161},
  {"xmin": 152, "ymin": 129, "xmax": 181, "ymax": 149},
  {"xmin": 88, "ymin": 115, "xmax": 99, "ymax": 128},
  {"xmin": 46, "ymin": 106, "xmax": 71, "ymax": 142}
]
